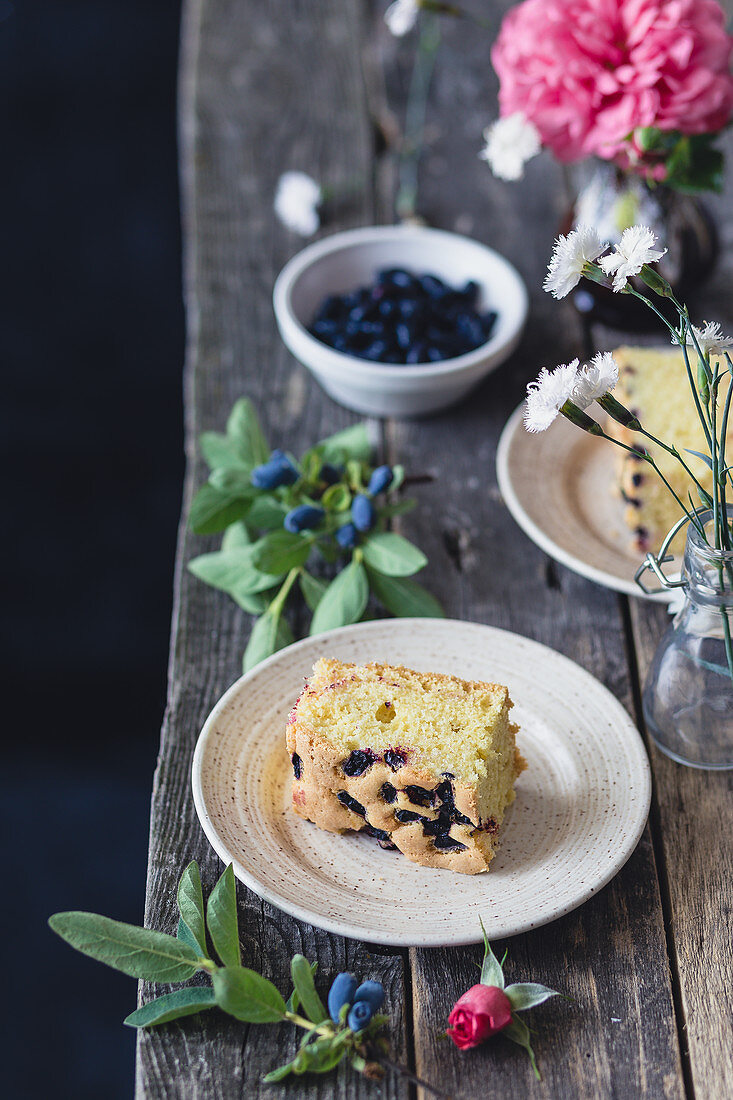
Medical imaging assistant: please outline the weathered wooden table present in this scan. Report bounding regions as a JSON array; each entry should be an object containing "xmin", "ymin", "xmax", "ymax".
[{"xmin": 136, "ymin": 2, "xmax": 733, "ymax": 1096}]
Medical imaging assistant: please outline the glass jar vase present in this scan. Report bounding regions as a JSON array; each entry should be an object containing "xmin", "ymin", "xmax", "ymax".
[
  {"xmin": 642, "ymin": 515, "xmax": 733, "ymax": 769},
  {"xmin": 564, "ymin": 161, "xmax": 718, "ymax": 331}
]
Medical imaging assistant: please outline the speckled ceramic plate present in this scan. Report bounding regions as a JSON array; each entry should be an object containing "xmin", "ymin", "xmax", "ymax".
[
  {"xmin": 192, "ymin": 619, "xmax": 650, "ymax": 947},
  {"xmin": 496, "ymin": 403, "xmax": 677, "ymax": 601}
]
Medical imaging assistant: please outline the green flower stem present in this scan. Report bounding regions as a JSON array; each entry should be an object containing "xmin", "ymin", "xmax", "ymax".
[
  {"xmin": 635, "ymin": 427, "xmax": 709, "ymax": 501},
  {"xmin": 396, "ymin": 12, "xmax": 441, "ymax": 221},
  {"xmin": 284, "ymin": 1011, "xmax": 335, "ymax": 1037},
  {"xmin": 597, "ymin": 429, "xmax": 705, "ymax": 538},
  {"xmin": 269, "ymin": 568, "xmax": 301, "ymax": 616}
]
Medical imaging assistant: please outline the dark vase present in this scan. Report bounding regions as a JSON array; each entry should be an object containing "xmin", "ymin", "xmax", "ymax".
[{"xmin": 563, "ymin": 162, "xmax": 719, "ymax": 331}]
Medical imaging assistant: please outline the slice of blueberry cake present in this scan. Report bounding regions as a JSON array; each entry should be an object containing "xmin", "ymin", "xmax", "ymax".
[{"xmin": 286, "ymin": 658, "xmax": 525, "ymax": 874}]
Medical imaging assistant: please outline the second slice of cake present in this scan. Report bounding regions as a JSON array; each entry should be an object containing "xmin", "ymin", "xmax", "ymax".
[{"xmin": 287, "ymin": 658, "xmax": 525, "ymax": 875}]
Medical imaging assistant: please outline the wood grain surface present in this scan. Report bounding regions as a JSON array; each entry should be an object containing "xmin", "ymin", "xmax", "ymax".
[{"xmin": 135, "ymin": 1, "xmax": 733, "ymax": 1097}]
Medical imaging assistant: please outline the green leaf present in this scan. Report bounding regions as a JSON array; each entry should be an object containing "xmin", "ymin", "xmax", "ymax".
[
  {"xmin": 221, "ymin": 521, "xmax": 252, "ymax": 550},
  {"xmin": 479, "ymin": 919, "xmax": 505, "ymax": 988},
  {"xmin": 206, "ymin": 864, "xmax": 240, "ymax": 968},
  {"xmin": 262, "ymin": 1063, "xmax": 294, "ymax": 1083},
  {"xmin": 504, "ymin": 982, "xmax": 561, "ymax": 1012},
  {"xmin": 189, "ymin": 485, "xmax": 249, "ymax": 535},
  {"xmin": 188, "ymin": 548, "xmax": 282, "ymax": 596},
  {"xmin": 246, "ymin": 495, "xmax": 289, "ymax": 530},
  {"xmin": 684, "ymin": 448, "xmax": 714, "ymax": 470},
  {"xmin": 177, "ymin": 862, "xmax": 208, "ymax": 958},
  {"xmin": 230, "ymin": 587, "xmax": 272, "ymax": 615},
  {"xmin": 226, "ymin": 398, "xmax": 269, "ymax": 466},
  {"xmin": 367, "ymin": 569, "xmax": 443, "ymax": 618},
  {"xmin": 361, "ymin": 532, "xmax": 427, "ymax": 577},
  {"xmin": 124, "ymin": 987, "xmax": 217, "ymax": 1028},
  {"xmin": 176, "ymin": 917, "xmax": 203, "ymax": 955},
  {"xmin": 48, "ymin": 912, "xmax": 201, "ymax": 983},
  {"xmin": 212, "ymin": 966, "xmax": 287, "ymax": 1023},
  {"xmin": 286, "ymin": 960, "xmax": 318, "ymax": 1013},
  {"xmin": 209, "ymin": 468, "xmax": 256, "ymax": 496},
  {"xmin": 290, "ymin": 955, "xmax": 328, "ymax": 1023},
  {"xmin": 298, "ymin": 1036, "xmax": 347, "ymax": 1074},
  {"xmin": 200, "ymin": 431, "xmax": 252, "ymax": 473},
  {"xmin": 299, "ymin": 570, "xmax": 328, "ymax": 612},
  {"xmin": 252, "ymin": 531, "xmax": 312, "ymax": 574},
  {"xmin": 317, "ymin": 423, "xmax": 371, "ymax": 463},
  {"xmin": 504, "ymin": 1014, "xmax": 540, "ymax": 1080},
  {"xmin": 243, "ymin": 610, "xmax": 294, "ymax": 672},
  {"xmin": 379, "ymin": 498, "xmax": 417, "ymax": 519},
  {"xmin": 310, "ymin": 560, "xmax": 369, "ymax": 635}
]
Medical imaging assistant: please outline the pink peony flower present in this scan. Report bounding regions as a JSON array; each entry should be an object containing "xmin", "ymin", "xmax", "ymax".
[
  {"xmin": 446, "ymin": 984, "xmax": 513, "ymax": 1050},
  {"xmin": 491, "ymin": 0, "xmax": 733, "ymax": 166}
]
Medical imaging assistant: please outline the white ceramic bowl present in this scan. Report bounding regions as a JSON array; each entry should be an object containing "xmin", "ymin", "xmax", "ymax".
[{"xmin": 272, "ymin": 225, "xmax": 528, "ymax": 417}]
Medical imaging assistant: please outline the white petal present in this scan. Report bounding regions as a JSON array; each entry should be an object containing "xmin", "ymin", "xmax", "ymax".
[
  {"xmin": 572, "ymin": 352, "xmax": 619, "ymax": 408},
  {"xmin": 544, "ymin": 225, "xmax": 604, "ymax": 299},
  {"xmin": 479, "ymin": 112, "xmax": 541, "ymax": 182},
  {"xmin": 274, "ymin": 171, "xmax": 322, "ymax": 236},
  {"xmin": 384, "ymin": 0, "xmax": 419, "ymax": 36},
  {"xmin": 524, "ymin": 361, "xmax": 580, "ymax": 431}
]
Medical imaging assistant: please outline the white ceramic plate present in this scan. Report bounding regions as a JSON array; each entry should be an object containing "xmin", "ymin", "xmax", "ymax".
[
  {"xmin": 192, "ymin": 619, "xmax": 650, "ymax": 947},
  {"xmin": 497, "ymin": 403, "xmax": 677, "ymax": 600}
]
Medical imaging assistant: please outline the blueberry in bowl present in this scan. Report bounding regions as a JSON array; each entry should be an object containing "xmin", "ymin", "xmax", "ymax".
[
  {"xmin": 272, "ymin": 225, "xmax": 528, "ymax": 418},
  {"xmin": 308, "ymin": 267, "xmax": 499, "ymax": 366}
]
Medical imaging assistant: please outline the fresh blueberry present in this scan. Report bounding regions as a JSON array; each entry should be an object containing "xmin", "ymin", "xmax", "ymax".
[
  {"xmin": 251, "ymin": 450, "xmax": 299, "ymax": 490},
  {"xmin": 367, "ymin": 465, "xmax": 393, "ymax": 496},
  {"xmin": 327, "ymin": 972, "xmax": 359, "ymax": 1023},
  {"xmin": 352, "ymin": 981, "xmax": 385, "ymax": 1013},
  {"xmin": 347, "ymin": 1000, "xmax": 374, "ymax": 1031},
  {"xmin": 319, "ymin": 462, "xmax": 342, "ymax": 485},
  {"xmin": 335, "ymin": 522, "xmax": 358, "ymax": 550},
  {"xmin": 352, "ymin": 494, "xmax": 375, "ymax": 532},
  {"xmin": 283, "ymin": 504, "xmax": 325, "ymax": 533}
]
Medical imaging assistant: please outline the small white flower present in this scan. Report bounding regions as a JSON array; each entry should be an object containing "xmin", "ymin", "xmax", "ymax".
[
  {"xmin": 599, "ymin": 225, "xmax": 666, "ymax": 292},
  {"xmin": 274, "ymin": 171, "xmax": 322, "ymax": 236},
  {"xmin": 479, "ymin": 112, "xmax": 541, "ymax": 182},
  {"xmin": 572, "ymin": 352, "xmax": 619, "ymax": 409},
  {"xmin": 524, "ymin": 360, "xmax": 580, "ymax": 433},
  {"xmin": 680, "ymin": 321, "xmax": 733, "ymax": 357},
  {"xmin": 384, "ymin": 0, "xmax": 419, "ymax": 36},
  {"xmin": 543, "ymin": 225, "xmax": 605, "ymax": 299}
]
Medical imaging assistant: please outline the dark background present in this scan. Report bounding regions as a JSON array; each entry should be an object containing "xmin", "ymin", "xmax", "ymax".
[{"xmin": 4, "ymin": 2, "xmax": 184, "ymax": 1096}]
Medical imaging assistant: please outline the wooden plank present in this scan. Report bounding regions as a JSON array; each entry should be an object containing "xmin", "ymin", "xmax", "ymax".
[
  {"xmin": 371, "ymin": 5, "xmax": 685, "ymax": 1097},
  {"xmin": 136, "ymin": 1, "xmax": 410, "ymax": 1096}
]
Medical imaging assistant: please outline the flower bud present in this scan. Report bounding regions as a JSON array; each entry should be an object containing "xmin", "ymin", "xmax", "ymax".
[
  {"xmin": 596, "ymin": 393, "xmax": 641, "ymax": 430},
  {"xmin": 352, "ymin": 980, "xmax": 384, "ymax": 1013},
  {"xmin": 335, "ymin": 522, "xmax": 358, "ymax": 549},
  {"xmin": 352, "ymin": 494, "xmax": 375, "ymax": 532},
  {"xmin": 327, "ymin": 972, "xmax": 358, "ymax": 1023},
  {"xmin": 559, "ymin": 400, "xmax": 603, "ymax": 435},
  {"xmin": 347, "ymin": 1000, "xmax": 374, "ymax": 1032},
  {"xmin": 446, "ymin": 984, "xmax": 512, "ymax": 1050},
  {"xmin": 367, "ymin": 465, "xmax": 393, "ymax": 495},
  {"xmin": 283, "ymin": 504, "xmax": 325, "ymax": 533},
  {"xmin": 639, "ymin": 264, "xmax": 673, "ymax": 298}
]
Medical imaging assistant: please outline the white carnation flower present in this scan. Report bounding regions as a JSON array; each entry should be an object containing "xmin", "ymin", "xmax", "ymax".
[
  {"xmin": 599, "ymin": 225, "xmax": 666, "ymax": 292},
  {"xmin": 543, "ymin": 226, "xmax": 605, "ymax": 300},
  {"xmin": 384, "ymin": 0, "xmax": 419, "ymax": 36},
  {"xmin": 524, "ymin": 360, "xmax": 580, "ymax": 433},
  {"xmin": 274, "ymin": 171, "xmax": 322, "ymax": 236},
  {"xmin": 572, "ymin": 352, "xmax": 619, "ymax": 409},
  {"xmin": 479, "ymin": 112, "xmax": 541, "ymax": 182},
  {"xmin": 681, "ymin": 321, "xmax": 733, "ymax": 357}
]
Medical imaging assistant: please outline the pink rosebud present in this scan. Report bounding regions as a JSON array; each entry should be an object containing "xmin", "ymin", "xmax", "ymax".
[{"xmin": 446, "ymin": 984, "xmax": 513, "ymax": 1051}]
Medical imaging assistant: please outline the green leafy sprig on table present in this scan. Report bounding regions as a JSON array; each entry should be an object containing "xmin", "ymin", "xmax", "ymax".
[
  {"xmin": 188, "ymin": 398, "xmax": 443, "ymax": 671},
  {"xmin": 48, "ymin": 862, "xmax": 389, "ymax": 1084}
]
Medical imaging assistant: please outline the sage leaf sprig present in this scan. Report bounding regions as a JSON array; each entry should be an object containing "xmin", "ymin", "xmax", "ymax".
[
  {"xmin": 188, "ymin": 398, "xmax": 442, "ymax": 671},
  {"xmin": 49, "ymin": 861, "xmax": 395, "ymax": 1085}
]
